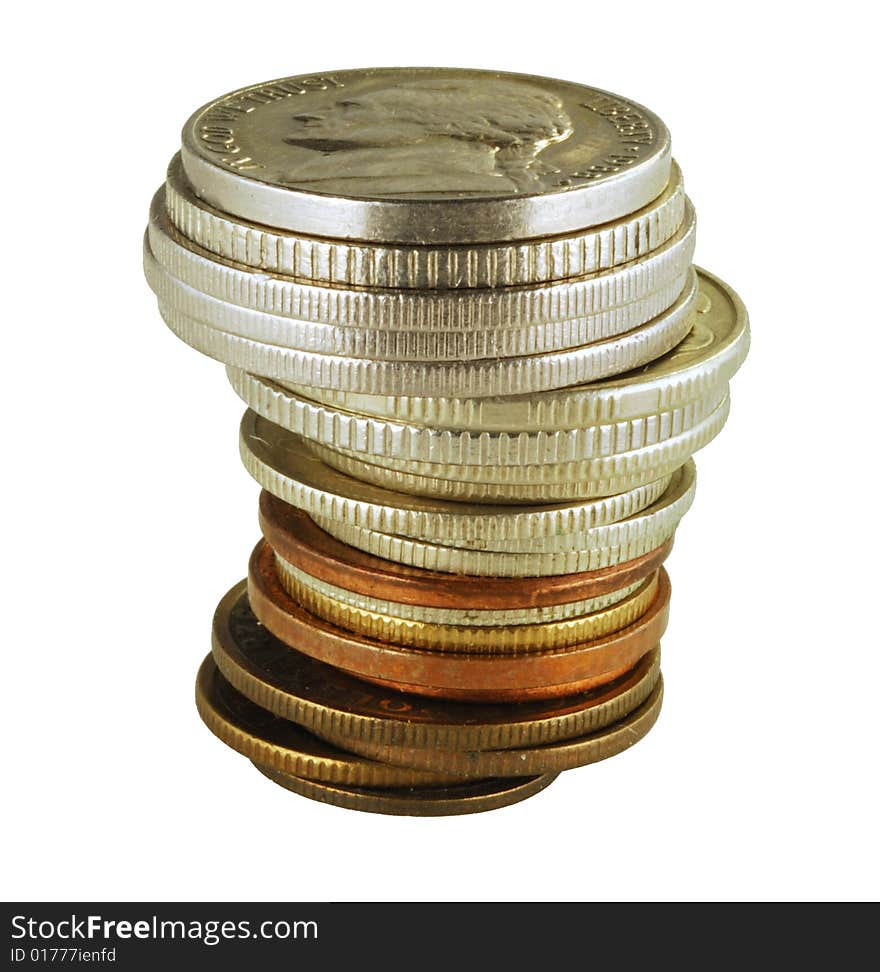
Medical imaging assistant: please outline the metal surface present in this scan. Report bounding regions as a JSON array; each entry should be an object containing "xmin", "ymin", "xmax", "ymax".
[
  {"xmin": 180, "ymin": 68, "xmax": 671, "ymax": 243},
  {"xmin": 196, "ymin": 655, "xmax": 459, "ymax": 787},
  {"xmin": 271, "ymin": 552, "xmax": 643, "ymax": 626},
  {"xmin": 304, "ymin": 463, "xmax": 695, "ymax": 576},
  {"xmin": 211, "ymin": 581, "xmax": 663, "ymax": 750},
  {"xmin": 167, "ymin": 152, "xmax": 686, "ymax": 288},
  {"xmin": 230, "ymin": 366, "xmax": 722, "ymax": 466},
  {"xmin": 276, "ymin": 559, "xmax": 659, "ymax": 652},
  {"xmin": 247, "ymin": 541, "xmax": 670, "ymax": 700},
  {"xmin": 239, "ymin": 411, "xmax": 673, "ymax": 542},
  {"xmin": 315, "ymin": 679, "xmax": 664, "ymax": 777},
  {"xmin": 280, "ymin": 267, "xmax": 748, "ymax": 428},
  {"xmin": 253, "ymin": 764, "xmax": 558, "ymax": 816},
  {"xmin": 258, "ymin": 493, "xmax": 674, "ymax": 609}
]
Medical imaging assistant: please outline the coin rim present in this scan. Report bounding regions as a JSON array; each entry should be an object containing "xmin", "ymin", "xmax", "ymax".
[{"xmin": 179, "ymin": 69, "xmax": 672, "ymax": 244}]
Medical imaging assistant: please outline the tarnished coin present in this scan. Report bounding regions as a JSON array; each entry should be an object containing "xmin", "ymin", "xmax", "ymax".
[
  {"xmin": 167, "ymin": 152, "xmax": 686, "ymax": 289},
  {"xmin": 239, "ymin": 410, "xmax": 672, "ymax": 542},
  {"xmin": 315, "ymin": 679, "xmax": 663, "ymax": 777},
  {"xmin": 280, "ymin": 267, "xmax": 749, "ymax": 429},
  {"xmin": 195, "ymin": 655, "xmax": 459, "ymax": 787},
  {"xmin": 247, "ymin": 540, "xmax": 670, "ymax": 700},
  {"xmin": 304, "ymin": 463, "xmax": 695, "ymax": 577},
  {"xmin": 272, "ymin": 552, "xmax": 644, "ymax": 626},
  {"xmin": 211, "ymin": 579, "xmax": 662, "ymax": 749},
  {"xmin": 180, "ymin": 68, "xmax": 671, "ymax": 243},
  {"xmin": 259, "ymin": 492, "xmax": 674, "ymax": 610},
  {"xmin": 229, "ymin": 367, "xmax": 722, "ymax": 467},
  {"xmin": 253, "ymin": 764, "xmax": 558, "ymax": 816},
  {"xmin": 276, "ymin": 556, "xmax": 659, "ymax": 652}
]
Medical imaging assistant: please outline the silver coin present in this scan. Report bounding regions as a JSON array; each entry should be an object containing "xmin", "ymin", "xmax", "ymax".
[
  {"xmin": 310, "ymin": 394, "xmax": 728, "ymax": 489},
  {"xmin": 230, "ymin": 366, "xmax": 724, "ymax": 466},
  {"xmin": 166, "ymin": 152, "xmax": 686, "ymax": 289},
  {"xmin": 148, "ymin": 249, "xmax": 689, "ymax": 360},
  {"xmin": 278, "ymin": 267, "xmax": 748, "ymax": 428},
  {"xmin": 180, "ymin": 68, "xmax": 672, "ymax": 243},
  {"xmin": 147, "ymin": 191, "xmax": 696, "ymax": 330},
  {"xmin": 238, "ymin": 409, "xmax": 673, "ymax": 541},
  {"xmin": 149, "ymin": 262, "xmax": 697, "ymax": 398},
  {"xmin": 311, "ymin": 461, "xmax": 696, "ymax": 576}
]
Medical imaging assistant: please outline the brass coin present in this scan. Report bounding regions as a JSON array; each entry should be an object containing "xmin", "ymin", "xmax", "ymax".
[
  {"xmin": 252, "ymin": 764, "xmax": 558, "ymax": 816},
  {"xmin": 195, "ymin": 655, "xmax": 459, "ymax": 788},
  {"xmin": 275, "ymin": 555, "xmax": 659, "ymax": 653},
  {"xmin": 315, "ymin": 678, "xmax": 663, "ymax": 777},
  {"xmin": 211, "ymin": 580, "xmax": 661, "ymax": 751}
]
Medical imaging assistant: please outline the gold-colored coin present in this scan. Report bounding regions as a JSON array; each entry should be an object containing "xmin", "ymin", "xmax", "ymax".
[
  {"xmin": 275, "ymin": 555, "xmax": 659, "ymax": 652},
  {"xmin": 271, "ymin": 553, "xmax": 644, "ymax": 626},
  {"xmin": 195, "ymin": 655, "xmax": 459, "ymax": 788},
  {"xmin": 314, "ymin": 678, "xmax": 664, "ymax": 777},
  {"xmin": 253, "ymin": 764, "xmax": 558, "ymax": 816}
]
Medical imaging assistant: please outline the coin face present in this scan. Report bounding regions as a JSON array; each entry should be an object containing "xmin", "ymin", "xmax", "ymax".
[{"xmin": 181, "ymin": 68, "xmax": 671, "ymax": 242}]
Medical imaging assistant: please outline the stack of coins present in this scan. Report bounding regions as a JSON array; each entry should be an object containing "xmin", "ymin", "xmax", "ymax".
[{"xmin": 144, "ymin": 68, "xmax": 749, "ymax": 815}]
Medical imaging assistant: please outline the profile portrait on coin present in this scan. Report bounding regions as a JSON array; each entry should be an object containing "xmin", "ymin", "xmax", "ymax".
[{"xmin": 280, "ymin": 79, "xmax": 573, "ymax": 195}]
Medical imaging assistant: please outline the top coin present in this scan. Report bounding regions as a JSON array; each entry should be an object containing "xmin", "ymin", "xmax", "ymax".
[{"xmin": 180, "ymin": 68, "xmax": 672, "ymax": 243}]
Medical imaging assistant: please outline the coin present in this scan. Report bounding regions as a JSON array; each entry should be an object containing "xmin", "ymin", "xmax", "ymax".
[
  {"xmin": 278, "ymin": 267, "xmax": 749, "ymax": 429},
  {"xmin": 167, "ymin": 152, "xmax": 686, "ymax": 289},
  {"xmin": 195, "ymin": 655, "xmax": 459, "ymax": 787},
  {"xmin": 149, "ymin": 251, "xmax": 688, "ymax": 360},
  {"xmin": 247, "ymin": 540, "xmax": 670, "ymax": 700},
  {"xmin": 309, "ymin": 399, "xmax": 723, "ymax": 489},
  {"xmin": 258, "ymin": 493, "xmax": 674, "ymax": 609},
  {"xmin": 149, "ymin": 258, "xmax": 697, "ymax": 398},
  {"xmin": 211, "ymin": 580, "xmax": 662, "ymax": 749},
  {"xmin": 239, "ymin": 410, "xmax": 673, "ymax": 542},
  {"xmin": 252, "ymin": 764, "xmax": 558, "ymax": 815},
  {"xmin": 276, "ymin": 557, "xmax": 659, "ymax": 652},
  {"xmin": 148, "ymin": 197, "xmax": 695, "ymax": 330},
  {"xmin": 272, "ymin": 552, "xmax": 644, "ymax": 626},
  {"xmin": 180, "ymin": 68, "xmax": 671, "ymax": 243},
  {"xmin": 287, "ymin": 462, "xmax": 675, "ymax": 504},
  {"xmin": 305, "ymin": 464, "xmax": 695, "ymax": 577},
  {"xmin": 314, "ymin": 678, "xmax": 663, "ymax": 777},
  {"xmin": 229, "ymin": 367, "xmax": 722, "ymax": 466}
]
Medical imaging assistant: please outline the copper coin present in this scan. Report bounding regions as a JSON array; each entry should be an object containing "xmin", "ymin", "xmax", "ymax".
[
  {"xmin": 252, "ymin": 764, "xmax": 557, "ymax": 816},
  {"xmin": 247, "ymin": 540, "xmax": 670, "ymax": 699},
  {"xmin": 259, "ymin": 491, "xmax": 674, "ymax": 610},
  {"xmin": 195, "ymin": 655, "xmax": 461, "ymax": 788},
  {"xmin": 314, "ymin": 678, "xmax": 663, "ymax": 777},
  {"xmin": 211, "ymin": 580, "xmax": 661, "ymax": 751}
]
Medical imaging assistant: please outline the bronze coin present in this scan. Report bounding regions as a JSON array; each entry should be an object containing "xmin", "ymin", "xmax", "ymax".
[
  {"xmin": 211, "ymin": 580, "xmax": 661, "ymax": 751},
  {"xmin": 252, "ymin": 763, "xmax": 558, "ymax": 816},
  {"xmin": 195, "ymin": 655, "xmax": 461, "ymax": 788},
  {"xmin": 314, "ymin": 679, "xmax": 664, "ymax": 777},
  {"xmin": 247, "ymin": 539, "xmax": 670, "ymax": 700},
  {"xmin": 259, "ymin": 491, "xmax": 674, "ymax": 610}
]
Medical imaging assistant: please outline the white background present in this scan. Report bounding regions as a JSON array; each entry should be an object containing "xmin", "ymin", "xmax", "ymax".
[{"xmin": 2, "ymin": 0, "xmax": 877, "ymax": 902}]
